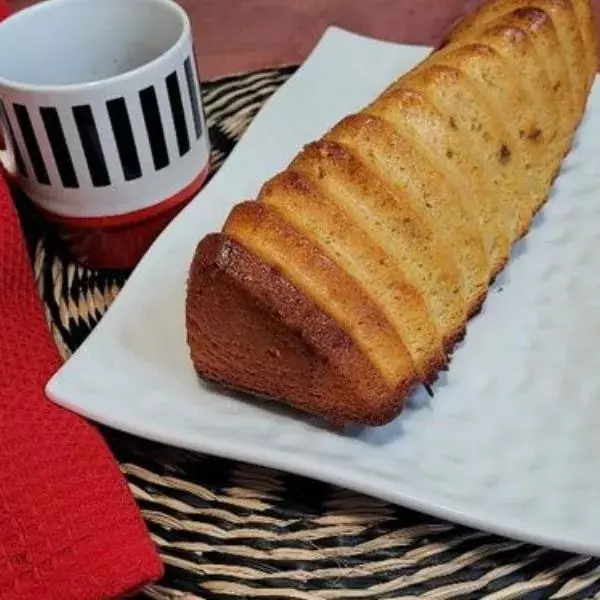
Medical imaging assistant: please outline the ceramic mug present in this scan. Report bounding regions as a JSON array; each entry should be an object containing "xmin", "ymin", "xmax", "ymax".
[{"xmin": 0, "ymin": 0, "xmax": 211, "ymax": 269}]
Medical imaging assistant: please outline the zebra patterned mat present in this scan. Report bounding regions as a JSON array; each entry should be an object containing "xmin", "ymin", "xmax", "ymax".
[{"xmin": 15, "ymin": 66, "xmax": 600, "ymax": 600}]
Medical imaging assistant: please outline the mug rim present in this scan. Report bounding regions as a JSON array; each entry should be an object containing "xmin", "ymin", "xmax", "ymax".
[{"xmin": 0, "ymin": 0, "xmax": 191, "ymax": 94}]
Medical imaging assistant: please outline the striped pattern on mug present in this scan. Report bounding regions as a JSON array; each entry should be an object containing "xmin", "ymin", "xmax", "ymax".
[{"xmin": 0, "ymin": 54, "xmax": 206, "ymax": 190}]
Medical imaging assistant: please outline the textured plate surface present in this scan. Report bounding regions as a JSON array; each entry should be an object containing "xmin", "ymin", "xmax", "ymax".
[{"xmin": 47, "ymin": 27, "xmax": 600, "ymax": 556}]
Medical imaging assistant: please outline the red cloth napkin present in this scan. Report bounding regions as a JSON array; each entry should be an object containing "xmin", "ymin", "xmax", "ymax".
[{"xmin": 0, "ymin": 3, "xmax": 164, "ymax": 599}]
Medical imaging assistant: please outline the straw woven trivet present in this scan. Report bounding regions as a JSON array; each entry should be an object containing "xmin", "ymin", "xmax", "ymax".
[{"xmin": 15, "ymin": 66, "xmax": 600, "ymax": 600}]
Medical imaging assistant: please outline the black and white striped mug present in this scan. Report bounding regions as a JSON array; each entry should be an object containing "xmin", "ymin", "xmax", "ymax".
[{"xmin": 0, "ymin": 0, "xmax": 210, "ymax": 269}]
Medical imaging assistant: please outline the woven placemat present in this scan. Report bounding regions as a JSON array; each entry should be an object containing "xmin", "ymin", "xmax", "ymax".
[{"xmin": 16, "ymin": 66, "xmax": 600, "ymax": 600}]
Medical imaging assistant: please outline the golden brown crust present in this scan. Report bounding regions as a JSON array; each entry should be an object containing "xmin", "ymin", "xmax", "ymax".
[
  {"xmin": 186, "ymin": 233, "xmax": 417, "ymax": 426},
  {"xmin": 424, "ymin": 43, "xmax": 549, "ymax": 231},
  {"xmin": 445, "ymin": 14, "xmax": 560, "ymax": 148},
  {"xmin": 366, "ymin": 85, "xmax": 511, "ymax": 276},
  {"xmin": 447, "ymin": 5, "xmax": 577, "ymax": 162},
  {"xmin": 223, "ymin": 201, "xmax": 430, "ymax": 387},
  {"xmin": 445, "ymin": 0, "xmax": 588, "ymax": 118},
  {"xmin": 399, "ymin": 62, "xmax": 526, "ymax": 241},
  {"xmin": 257, "ymin": 164, "xmax": 447, "ymax": 380},
  {"xmin": 326, "ymin": 108, "xmax": 492, "ymax": 310},
  {"xmin": 325, "ymin": 113, "xmax": 468, "ymax": 337},
  {"xmin": 185, "ymin": 0, "xmax": 594, "ymax": 426},
  {"xmin": 487, "ymin": 10, "xmax": 571, "ymax": 154},
  {"xmin": 289, "ymin": 141, "xmax": 457, "ymax": 356},
  {"xmin": 569, "ymin": 0, "xmax": 598, "ymax": 90}
]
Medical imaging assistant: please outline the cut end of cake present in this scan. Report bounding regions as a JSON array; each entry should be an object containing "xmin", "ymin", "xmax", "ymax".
[{"xmin": 186, "ymin": 233, "xmax": 418, "ymax": 427}]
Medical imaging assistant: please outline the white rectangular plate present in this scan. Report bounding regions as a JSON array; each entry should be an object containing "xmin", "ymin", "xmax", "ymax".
[{"xmin": 47, "ymin": 27, "xmax": 600, "ymax": 557}]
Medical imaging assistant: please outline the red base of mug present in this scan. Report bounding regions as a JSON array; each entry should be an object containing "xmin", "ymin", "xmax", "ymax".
[{"xmin": 40, "ymin": 165, "xmax": 210, "ymax": 271}]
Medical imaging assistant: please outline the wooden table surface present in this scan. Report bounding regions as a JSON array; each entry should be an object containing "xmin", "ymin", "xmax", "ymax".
[{"xmin": 10, "ymin": 0, "xmax": 600, "ymax": 80}]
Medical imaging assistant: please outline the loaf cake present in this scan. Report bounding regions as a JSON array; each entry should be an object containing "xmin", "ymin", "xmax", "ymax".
[{"xmin": 186, "ymin": 0, "xmax": 598, "ymax": 427}]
